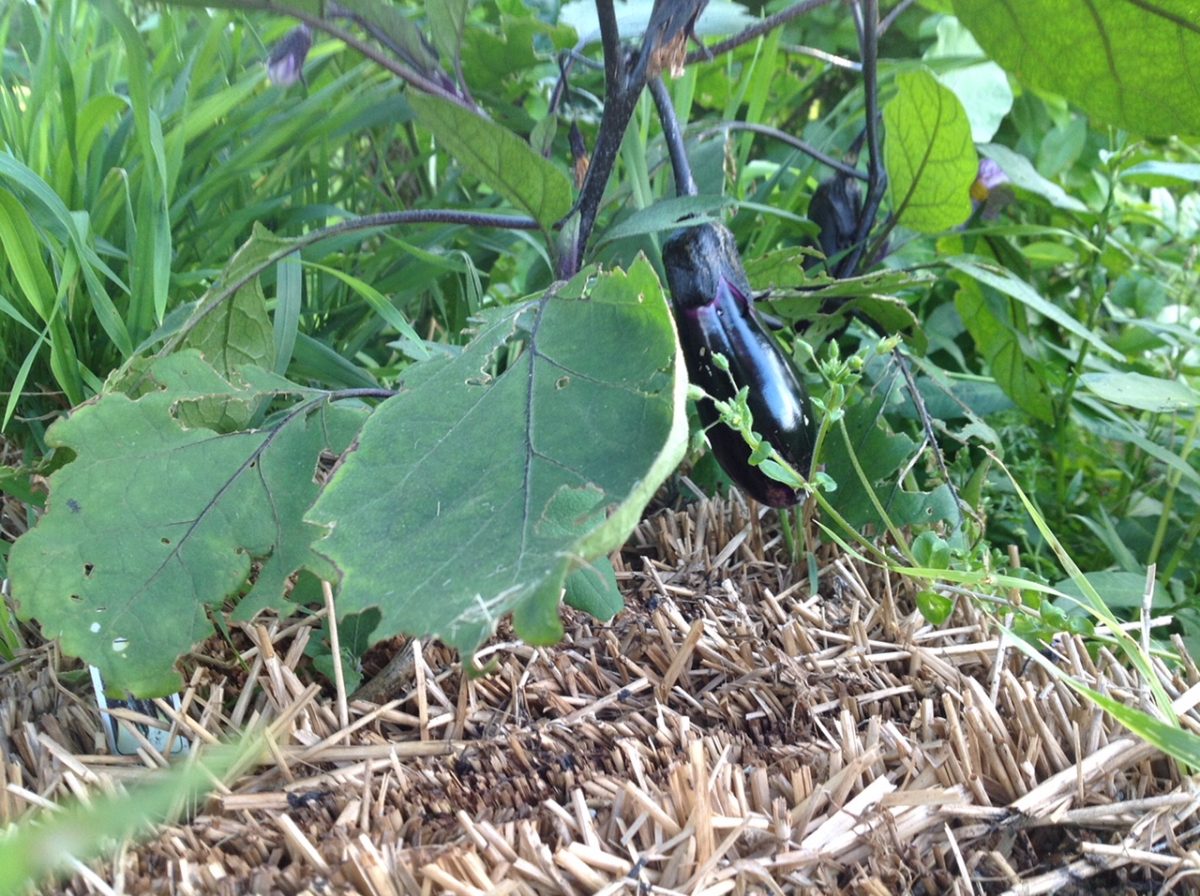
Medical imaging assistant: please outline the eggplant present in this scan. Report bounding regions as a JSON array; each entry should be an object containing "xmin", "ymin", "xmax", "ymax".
[
  {"xmin": 806, "ymin": 173, "xmax": 861, "ymax": 275},
  {"xmin": 663, "ymin": 222, "xmax": 816, "ymax": 507}
]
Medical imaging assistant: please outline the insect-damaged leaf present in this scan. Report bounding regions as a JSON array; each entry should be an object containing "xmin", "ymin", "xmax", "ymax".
[
  {"xmin": 9, "ymin": 352, "xmax": 365, "ymax": 696},
  {"xmin": 307, "ymin": 257, "xmax": 686, "ymax": 664}
]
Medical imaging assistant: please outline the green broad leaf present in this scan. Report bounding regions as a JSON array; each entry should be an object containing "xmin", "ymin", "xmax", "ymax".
[
  {"xmin": 183, "ymin": 223, "xmax": 278, "ymax": 387},
  {"xmin": 170, "ymin": 222, "xmax": 299, "ymax": 360},
  {"xmin": 923, "ymin": 16, "xmax": 1013, "ymax": 143},
  {"xmin": 597, "ymin": 195, "xmax": 735, "ymax": 246},
  {"xmin": 463, "ymin": 16, "xmax": 577, "ymax": 84},
  {"xmin": 953, "ymin": 0, "xmax": 1200, "ymax": 137},
  {"xmin": 883, "ymin": 68, "xmax": 978, "ymax": 233},
  {"xmin": 952, "ymin": 275, "xmax": 1054, "ymax": 424},
  {"xmin": 1080, "ymin": 371, "xmax": 1200, "ymax": 413},
  {"xmin": 307, "ymin": 257, "xmax": 686, "ymax": 665},
  {"xmin": 409, "ymin": 92, "xmax": 573, "ymax": 230},
  {"xmin": 822, "ymin": 396, "xmax": 961, "ymax": 532},
  {"xmin": 9, "ymin": 353, "xmax": 366, "ymax": 696},
  {"xmin": 563, "ymin": 556, "xmax": 623, "ymax": 621},
  {"xmin": 337, "ymin": 0, "xmax": 442, "ymax": 74},
  {"xmin": 979, "ymin": 144, "xmax": 1087, "ymax": 212}
]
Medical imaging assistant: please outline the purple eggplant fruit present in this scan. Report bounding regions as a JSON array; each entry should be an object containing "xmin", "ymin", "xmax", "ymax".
[
  {"xmin": 807, "ymin": 173, "xmax": 861, "ymax": 275},
  {"xmin": 663, "ymin": 222, "xmax": 816, "ymax": 507}
]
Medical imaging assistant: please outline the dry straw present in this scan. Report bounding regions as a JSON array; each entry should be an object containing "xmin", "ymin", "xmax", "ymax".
[{"xmin": 3, "ymin": 496, "xmax": 1200, "ymax": 893}]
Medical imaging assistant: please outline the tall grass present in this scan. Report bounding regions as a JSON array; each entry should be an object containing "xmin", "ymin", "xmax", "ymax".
[{"xmin": 0, "ymin": 0, "xmax": 524, "ymax": 446}]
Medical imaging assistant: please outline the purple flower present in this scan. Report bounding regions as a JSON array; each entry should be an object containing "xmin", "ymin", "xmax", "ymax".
[
  {"xmin": 268, "ymin": 23, "xmax": 313, "ymax": 88},
  {"xmin": 971, "ymin": 158, "xmax": 1012, "ymax": 218}
]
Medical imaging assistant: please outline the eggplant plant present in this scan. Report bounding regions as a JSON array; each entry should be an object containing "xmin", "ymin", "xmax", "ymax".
[{"xmin": 5, "ymin": 0, "xmax": 982, "ymax": 696}]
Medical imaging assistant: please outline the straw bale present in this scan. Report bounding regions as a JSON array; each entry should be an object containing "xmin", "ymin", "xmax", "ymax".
[{"xmin": 3, "ymin": 495, "xmax": 1200, "ymax": 894}]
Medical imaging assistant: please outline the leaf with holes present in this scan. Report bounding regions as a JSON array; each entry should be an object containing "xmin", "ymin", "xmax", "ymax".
[
  {"xmin": 8, "ymin": 352, "xmax": 365, "ymax": 696},
  {"xmin": 883, "ymin": 68, "xmax": 978, "ymax": 233},
  {"xmin": 307, "ymin": 257, "xmax": 686, "ymax": 664}
]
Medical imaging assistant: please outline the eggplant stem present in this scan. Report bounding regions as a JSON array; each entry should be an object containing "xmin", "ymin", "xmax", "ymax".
[{"xmin": 648, "ymin": 77, "xmax": 697, "ymax": 198}]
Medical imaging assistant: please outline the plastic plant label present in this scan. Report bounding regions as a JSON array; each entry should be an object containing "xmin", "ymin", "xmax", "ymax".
[{"xmin": 89, "ymin": 665, "xmax": 189, "ymax": 757}]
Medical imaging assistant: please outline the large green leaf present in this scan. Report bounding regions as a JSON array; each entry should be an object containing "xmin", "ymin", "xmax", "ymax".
[
  {"xmin": 307, "ymin": 258, "xmax": 686, "ymax": 664},
  {"xmin": 883, "ymin": 68, "xmax": 978, "ymax": 233},
  {"xmin": 9, "ymin": 353, "xmax": 365, "ymax": 696},
  {"xmin": 428, "ymin": 0, "xmax": 470, "ymax": 64},
  {"xmin": 954, "ymin": 0, "xmax": 1200, "ymax": 137},
  {"xmin": 408, "ymin": 92, "xmax": 574, "ymax": 230},
  {"xmin": 952, "ymin": 275, "xmax": 1054, "ymax": 424},
  {"xmin": 173, "ymin": 225, "xmax": 283, "ymax": 431}
]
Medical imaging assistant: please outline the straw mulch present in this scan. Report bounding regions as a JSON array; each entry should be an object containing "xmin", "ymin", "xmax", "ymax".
[{"xmin": 3, "ymin": 496, "xmax": 1200, "ymax": 895}]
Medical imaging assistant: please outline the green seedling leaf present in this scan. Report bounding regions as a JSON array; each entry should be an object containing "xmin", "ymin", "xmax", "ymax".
[
  {"xmin": 308, "ymin": 258, "xmax": 686, "ymax": 665},
  {"xmin": 883, "ymin": 68, "xmax": 978, "ymax": 233},
  {"xmin": 563, "ymin": 556, "xmax": 623, "ymax": 621},
  {"xmin": 409, "ymin": 92, "xmax": 573, "ymax": 230},
  {"xmin": 916, "ymin": 589, "xmax": 954, "ymax": 625},
  {"xmin": 1080, "ymin": 372, "xmax": 1200, "ymax": 413},
  {"xmin": 911, "ymin": 530, "xmax": 951, "ymax": 570},
  {"xmin": 306, "ymin": 606, "xmax": 382, "ymax": 696},
  {"xmin": 954, "ymin": 0, "xmax": 1200, "ymax": 137},
  {"xmin": 9, "ymin": 352, "xmax": 366, "ymax": 696}
]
